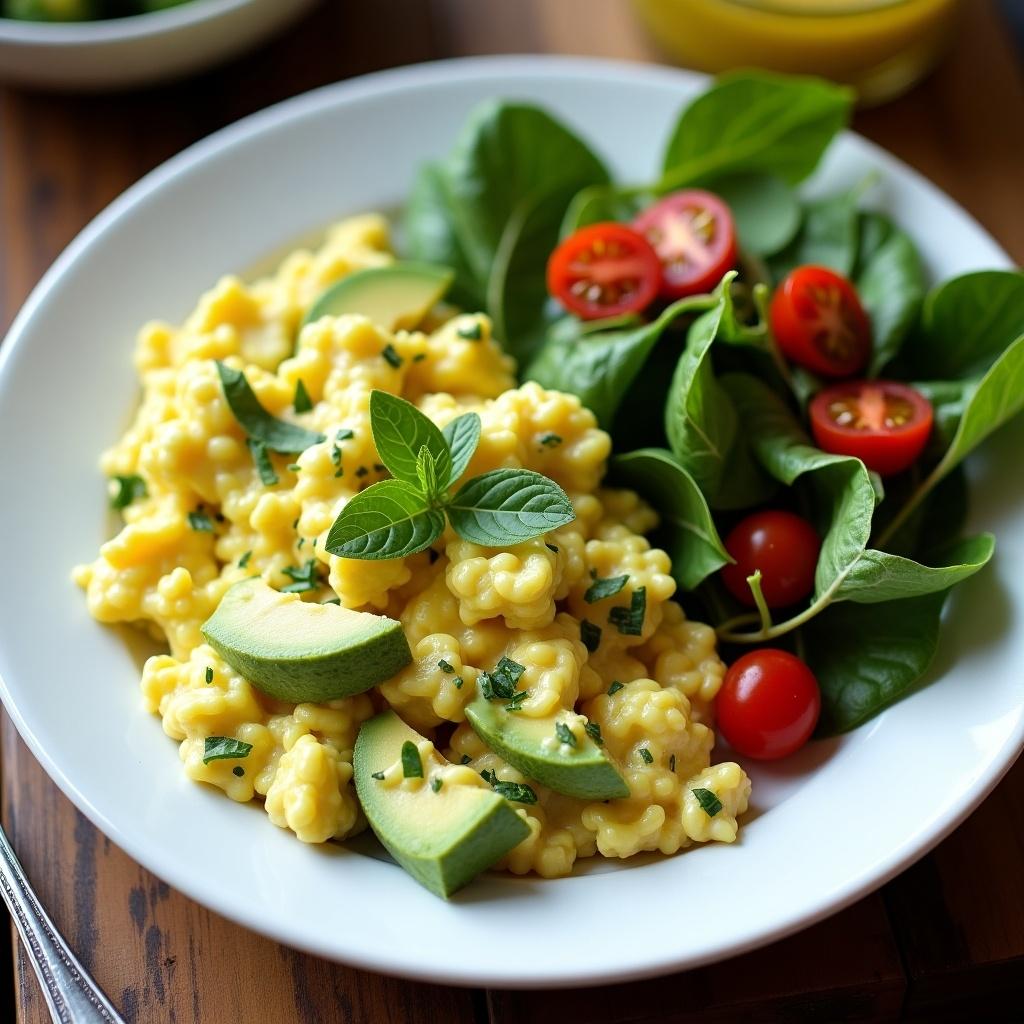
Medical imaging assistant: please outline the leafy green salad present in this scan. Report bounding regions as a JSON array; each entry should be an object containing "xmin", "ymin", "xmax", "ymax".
[
  {"xmin": 402, "ymin": 69, "xmax": 1024, "ymax": 741},
  {"xmin": 2, "ymin": 0, "xmax": 190, "ymax": 21}
]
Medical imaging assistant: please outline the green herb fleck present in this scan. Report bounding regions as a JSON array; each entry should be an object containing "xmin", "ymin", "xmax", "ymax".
[
  {"xmin": 460, "ymin": 755, "xmax": 472, "ymax": 765},
  {"xmin": 430, "ymin": 778, "xmax": 443, "ymax": 793},
  {"xmin": 609, "ymin": 587, "xmax": 647, "ymax": 636},
  {"xmin": 584, "ymin": 573, "xmax": 629, "ymax": 604},
  {"xmin": 382, "ymin": 343, "xmax": 403, "ymax": 368},
  {"xmin": 669, "ymin": 754, "xmax": 676, "ymax": 772},
  {"xmin": 238, "ymin": 551, "xmax": 252, "ymax": 569},
  {"xmin": 287, "ymin": 463, "xmax": 301, "ymax": 472},
  {"xmin": 607, "ymin": 681, "xmax": 625, "ymax": 696},
  {"xmin": 322, "ymin": 597, "xmax": 341, "ymax": 605},
  {"xmin": 232, "ymin": 766, "xmax": 245, "ymax": 777},
  {"xmin": 355, "ymin": 466, "xmax": 369, "ymax": 479},
  {"xmin": 454, "ymin": 677, "xmax": 464, "ymax": 689},
  {"xmin": 401, "ymin": 740, "xmax": 423, "ymax": 778},
  {"xmin": 336, "ymin": 428, "xmax": 354, "ymax": 442},
  {"xmin": 205, "ymin": 667, "xmax": 213, "ymax": 684},
  {"xmin": 479, "ymin": 657, "xmax": 526, "ymax": 700},
  {"xmin": 457, "ymin": 320, "xmax": 483, "ymax": 341},
  {"xmin": 293, "ymin": 379, "xmax": 313, "ymax": 413},
  {"xmin": 248, "ymin": 438, "xmax": 279, "ymax": 486},
  {"xmin": 538, "ymin": 433, "xmax": 562, "ymax": 449},
  {"xmin": 202, "ymin": 736, "xmax": 253, "ymax": 764},
  {"xmin": 693, "ymin": 787, "xmax": 722, "ymax": 817},
  {"xmin": 555, "ymin": 722, "xmax": 577, "ymax": 747},
  {"xmin": 281, "ymin": 558, "xmax": 322, "ymax": 593},
  {"xmin": 481, "ymin": 769, "xmax": 538, "ymax": 805},
  {"xmin": 504, "ymin": 690, "xmax": 530, "ymax": 712},
  {"xmin": 438, "ymin": 659, "xmax": 455, "ymax": 674},
  {"xmin": 371, "ymin": 770, "xmax": 385, "ymax": 781},
  {"xmin": 545, "ymin": 543, "xmax": 559, "ymax": 553},
  {"xmin": 188, "ymin": 507, "xmax": 215, "ymax": 532},
  {"xmin": 110, "ymin": 474, "xmax": 147, "ymax": 510},
  {"xmin": 584, "ymin": 722, "xmax": 603, "ymax": 747},
  {"xmin": 638, "ymin": 747, "xmax": 654, "ymax": 765},
  {"xmin": 412, "ymin": 352, "xmax": 428, "ymax": 363},
  {"xmin": 580, "ymin": 620, "xmax": 602, "ymax": 653}
]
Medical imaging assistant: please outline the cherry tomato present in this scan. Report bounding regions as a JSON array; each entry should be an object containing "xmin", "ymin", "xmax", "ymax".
[
  {"xmin": 810, "ymin": 380, "xmax": 933, "ymax": 477},
  {"xmin": 547, "ymin": 222, "xmax": 661, "ymax": 320},
  {"xmin": 721, "ymin": 510, "xmax": 820, "ymax": 609},
  {"xmin": 717, "ymin": 650, "xmax": 820, "ymax": 760},
  {"xmin": 770, "ymin": 265, "xmax": 871, "ymax": 378},
  {"xmin": 633, "ymin": 189, "xmax": 737, "ymax": 299}
]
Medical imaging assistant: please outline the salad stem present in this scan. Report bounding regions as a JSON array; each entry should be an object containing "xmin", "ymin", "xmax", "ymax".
[
  {"xmin": 716, "ymin": 591, "xmax": 832, "ymax": 643},
  {"xmin": 746, "ymin": 571, "xmax": 773, "ymax": 634}
]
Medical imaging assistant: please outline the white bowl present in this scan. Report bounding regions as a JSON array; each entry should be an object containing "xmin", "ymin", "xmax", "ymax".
[
  {"xmin": 0, "ymin": 0, "xmax": 317, "ymax": 90},
  {"xmin": 0, "ymin": 57, "xmax": 1020, "ymax": 988}
]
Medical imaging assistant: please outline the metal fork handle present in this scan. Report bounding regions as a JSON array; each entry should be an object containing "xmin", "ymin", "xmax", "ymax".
[{"xmin": 0, "ymin": 824, "xmax": 126, "ymax": 1024}]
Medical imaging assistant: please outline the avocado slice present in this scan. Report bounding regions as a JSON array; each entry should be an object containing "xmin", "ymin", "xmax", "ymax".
[
  {"xmin": 354, "ymin": 711, "xmax": 530, "ymax": 898},
  {"xmin": 302, "ymin": 263, "xmax": 454, "ymax": 331},
  {"xmin": 201, "ymin": 578, "xmax": 411, "ymax": 703},
  {"xmin": 465, "ymin": 697, "xmax": 629, "ymax": 801}
]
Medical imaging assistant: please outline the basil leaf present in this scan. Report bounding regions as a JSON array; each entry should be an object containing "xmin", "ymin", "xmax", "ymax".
[
  {"xmin": 902, "ymin": 270, "xmax": 1024, "ymax": 380},
  {"xmin": 447, "ymin": 469, "xmax": 575, "ymax": 546},
  {"xmin": 216, "ymin": 362, "xmax": 325, "ymax": 454},
  {"xmin": 660, "ymin": 70, "xmax": 852, "ymax": 191},
  {"xmin": 442, "ymin": 412, "xmax": 482, "ymax": 487},
  {"xmin": 610, "ymin": 448, "xmax": 731, "ymax": 591},
  {"xmin": 110, "ymin": 474, "xmax": 147, "ymax": 510},
  {"xmin": 706, "ymin": 172, "xmax": 800, "ymax": 256},
  {"xmin": 767, "ymin": 189, "xmax": 860, "ymax": 282},
  {"xmin": 526, "ymin": 292, "xmax": 717, "ymax": 429},
  {"xmin": 855, "ymin": 214, "xmax": 926, "ymax": 376},
  {"xmin": 325, "ymin": 479, "xmax": 445, "ymax": 560},
  {"xmin": 203, "ymin": 736, "xmax": 253, "ymax": 764},
  {"xmin": 804, "ymin": 589, "xmax": 948, "ymax": 735},
  {"xmin": 415, "ymin": 445, "xmax": 442, "ymax": 500},
  {"xmin": 369, "ymin": 390, "xmax": 452, "ymax": 493}
]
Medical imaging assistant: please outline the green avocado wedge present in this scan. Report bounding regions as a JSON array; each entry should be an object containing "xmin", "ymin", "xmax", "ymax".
[
  {"xmin": 302, "ymin": 263, "xmax": 455, "ymax": 332},
  {"xmin": 465, "ymin": 697, "xmax": 629, "ymax": 801},
  {"xmin": 354, "ymin": 711, "xmax": 530, "ymax": 899},
  {"xmin": 201, "ymin": 578, "xmax": 411, "ymax": 703}
]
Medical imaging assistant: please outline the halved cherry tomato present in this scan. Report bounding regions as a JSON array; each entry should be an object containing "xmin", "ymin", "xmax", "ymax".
[
  {"xmin": 721, "ymin": 510, "xmax": 820, "ymax": 609},
  {"xmin": 717, "ymin": 649, "xmax": 820, "ymax": 760},
  {"xmin": 633, "ymin": 189, "xmax": 737, "ymax": 299},
  {"xmin": 810, "ymin": 380, "xmax": 933, "ymax": 476},
  {"xmin": 547, "ymin": 222, "xmax": 661, "ymax": 320},
  {"xmin": 770, "ymin": 265, "xmax": 871, "ymax": 378}
]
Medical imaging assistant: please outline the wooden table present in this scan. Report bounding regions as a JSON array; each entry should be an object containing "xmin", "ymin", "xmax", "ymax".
[{"xmin": 2, "ymin": 2, "xmax": 1022, "ymax": 1020}]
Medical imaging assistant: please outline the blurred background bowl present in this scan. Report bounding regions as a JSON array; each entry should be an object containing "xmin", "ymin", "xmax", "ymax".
[{"xmin": 0, "ymin": 0, "xmax": 318, "ymax": 90}]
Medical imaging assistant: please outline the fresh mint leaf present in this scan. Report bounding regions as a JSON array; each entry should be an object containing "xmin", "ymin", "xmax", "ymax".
[
  {"xmin": 216, "ymin": 362, "xmax": 325, "ymax": 454},
  {"xmin": 248, "ymin": 438, "xmax": 279, "ymax": 487},
  {"xmin": 203, "ymin": 736, "xmax": 253, "ymax": 764},
  {"xmin": 693, "ymin": 788, "xmax": 722, "ymax": 817},
  {"xmin": 447, "ymin": 468, "xmax": 575, "ymax": 545},
  {"xmin": 325, "ymin": 479, "xmax": 445, "ymax": 560},
  {"xmin": 584, "ymin": 574, "xmax": 629, "ymax": 603},
  {"xmin": 293, "ymin": 378, "xmax": 313, "ymax": 413},
  {"xmin": 609, "ymin": 588, "xmax": 647, "ymax": 636},
  {"xmin": 401, "ymin": 740, "xmax": 423, "ymax": 779},
  {"xmin": 110, "ymin": 474, "xmax": 147, "ymax": 510},
  {"xmin": 369, "ymin": 390, "xmax": 452, "ymax": 493},
  {"xmin": 442, "ymin": 412, "xmax": 482, "ymax": 487}
]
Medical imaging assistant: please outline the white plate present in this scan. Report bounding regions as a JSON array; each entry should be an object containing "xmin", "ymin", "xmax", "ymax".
[
  {"xmin": 0, "ymin": 0, "xmax": 317, "ymax": 90},
  {"xmin": 0, "ymin": 57, "xmax": 1020, "ymax": 989}
]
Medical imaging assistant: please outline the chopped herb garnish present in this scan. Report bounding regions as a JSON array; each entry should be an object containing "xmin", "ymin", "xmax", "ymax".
[
  {"xmin": 669, "ymin": 754, "xmax": 676, "ymax": 772},
  {"xmin": 330, "ymin": 443, "xmax": 343, "ymax": 468},
  {"xmin": 238, "ymin": 551, "xmax": 252, "ymax": 569},
  {"xmin": 428, "ymin": 548, "xmax": 440, "ymax": 564},
  {"xmin": 538, "ymin": 433, "xmax": 562, "ymax": 448},
  {"xmin": 460, "ymin": 754, "xmax": 472, "ymax": 765},
  {"xmin": 580, "ymin": 620, "xmax": 602, "ymax": 653},
  {"xmin": 287, "ymin": 463, "xmax": 301, "ymax": 472},
  {"xmin": 293, "ymin": 379, "xmax": 313, "ymax": 413},
  {"xmin": 355, "ymin": 466, "xmax": 369, "ymax": 478},
  {"xmin": 545, "ymin": 543, "xmax": 559, "ymax": 553},
  {"xmin": 298, "ymin": 537, "xmax": 305, "ymax": 550},
  {"xmin": 248, "ymin": 438, "xmax": 279, "ymax": 486},
  {"xmin": 504, "ymin": 690, "xmax": 530, "ymax": 712},
  {"xmin": 479, "ymin": 657, "xmax": 526, "ymax": 700},
  {"xmin": 454, "ymin": 677, "xmax": 464, "ymax": 689},
  {"xmin": 609, "ymin": 587, "xmax": 647, "ymax": 636},
  {"xmin": 334, "ymin": 468, "xmax": 344, "ymax": 478},
  {"xmin": 280, "ymin": 558, "xmax": 322, "ymax": 593},
  {"xmin": 109, "ymin": 474, "xmax": 147, "ymax": 510},
  {"xmin": 607, "ymin": 681, "xmax": 625, "ymax": 696},
  {"xmin": 371, "ymin": 770, "xmax": 385, "ymax": 781},
  {"xmin": 382, "ymin": 343, "xmax": 404, "ymax": 368},
  {"xmin": 232, "ymin": 766, "xmax": 245, "ymax": 777},
  {"xmin": 481, "ymin": 769, "xmax": 538, "ymax": 805},
  {"xmin": 401, "ymin": 740, "xmax": 423, "ymax": 778},
  {"xmin": 202, "ymin": 736, "xmax": 253, "ymax": 764},
  {"xmin": 693, "ymin": 787, "xmax": 723, "ymax": 817},
  {"xmin": 430, "ymin": 778, "xmax": 443, "ymax": 793},
  {"xmin": 322, "ymin": 597, "xmax": 341, "ymax": 605},
  {"xmin": 412, "ymin": 352, "xmax": 428, "ymax": 362},
  {"xmin": 638, "ymin": 747, "xmax": 654, "ymax": 765},
  {"xmin": 457, "ymin": 320, "xmax": 483, "ymax": 340},
  {"xmin": 205, "ymin": 667, "xmax": 213, "ymax": 684},
  {"xmin": 336, "ymin": 428, "xmax": 354, "ymax": 442},
  {"xmin": 438, "ymin": 659, "xmax": 455, "ymax": 674},
  {"xmin": 584, "ymin": 573, "xmax": 629, "ymax": 604},
  {"xmin": 555, "ymin": 722, "xmax": 577, "ymax": 747},
  {"xmin": 584, "ymin": 722, "xmax": 603, "ymax": 747},
  {"xmin": 292, "ymin": 518, "xmax": 299, "ymax": 529},
  {"xmin": 188, "ymin": 507, "xmax": 215, "ymax": 532}
]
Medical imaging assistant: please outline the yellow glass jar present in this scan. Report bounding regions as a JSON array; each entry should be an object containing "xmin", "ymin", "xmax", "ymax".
[{"xmin": 633, "ymin": 0, "xmax": 963, "ymax": 104}]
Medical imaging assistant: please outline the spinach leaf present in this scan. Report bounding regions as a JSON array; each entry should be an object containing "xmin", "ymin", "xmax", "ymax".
[
  {"xmin": 560, "ymin": 183, "xmax": 641, "ymax": 236},
  {"xmin": 901, "ymin": 270, "xmax": 1024, "ymax": 380},
  {"xmin": 610, "ymin": 448, "xmax": 731, "ymax": 591},
  {"xmin": 855, "ymin": 213, "xmax": 926, "ymax": 376},
  {"xmin": 767, "ymin": 189, "xmax": 860, "ymax": 282},
  {"xmin": 525, "ymin": 292, "xmax": 716, "ymax": 429},
  {"xmin": 660, "ymin": 70, "xmax": 853, "ymax": 191},
  {"xmin": 706, "ymin": 172, "xmax": 800, "ymax": 256},
  {"xmin": 803, "ymin": 588, "xmax": 948, "ymax": 735}
]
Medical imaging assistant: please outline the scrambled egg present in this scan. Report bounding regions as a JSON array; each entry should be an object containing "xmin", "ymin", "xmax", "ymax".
[{"xmin": 74, "ymin": 215, "xmax": 750, "ymax": 872}]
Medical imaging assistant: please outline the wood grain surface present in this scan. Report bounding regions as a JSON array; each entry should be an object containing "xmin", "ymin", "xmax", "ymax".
[{"xmin": 0, "ymin": 2, "xmax": 1022, "ymax": 1021}]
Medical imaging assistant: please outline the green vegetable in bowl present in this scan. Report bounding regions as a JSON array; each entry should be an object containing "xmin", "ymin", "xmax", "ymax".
[{"xmin": 3, "ymin": 0, "xmax": 100, "ymax": 20}]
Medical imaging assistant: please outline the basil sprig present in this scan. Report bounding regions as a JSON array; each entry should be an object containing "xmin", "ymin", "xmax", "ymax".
[{"xmin": 326, "ymin": 391, "xmax": 575, "ymax": 560}]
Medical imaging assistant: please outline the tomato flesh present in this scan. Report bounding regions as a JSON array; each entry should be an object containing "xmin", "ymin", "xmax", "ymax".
[
  {"xmin": 810, "ymin": 380, "xmax": 933, "ymax": 476},
  {"xmin": 547, "ymin": 222, "xmax": 661, "ymax": 320},
  {"xmin": 770, "ymin": 265, "xmax": 871, "ymax": 377},
  {"xmin": 717, "ymin": 650, "xmax": 820, "ymax": 760},
  {"xmin": 721, "ymin": 510, "xmax": 820, "ymax": 609},
  {"xmin": 633, "ymin": 189, "xmax": 737, "ymax": 299}
]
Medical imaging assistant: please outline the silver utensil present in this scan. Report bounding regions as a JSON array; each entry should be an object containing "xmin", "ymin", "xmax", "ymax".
[{"xmin": 0, "ymin": 822, "xmax": 126, "ymax": 1023}]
